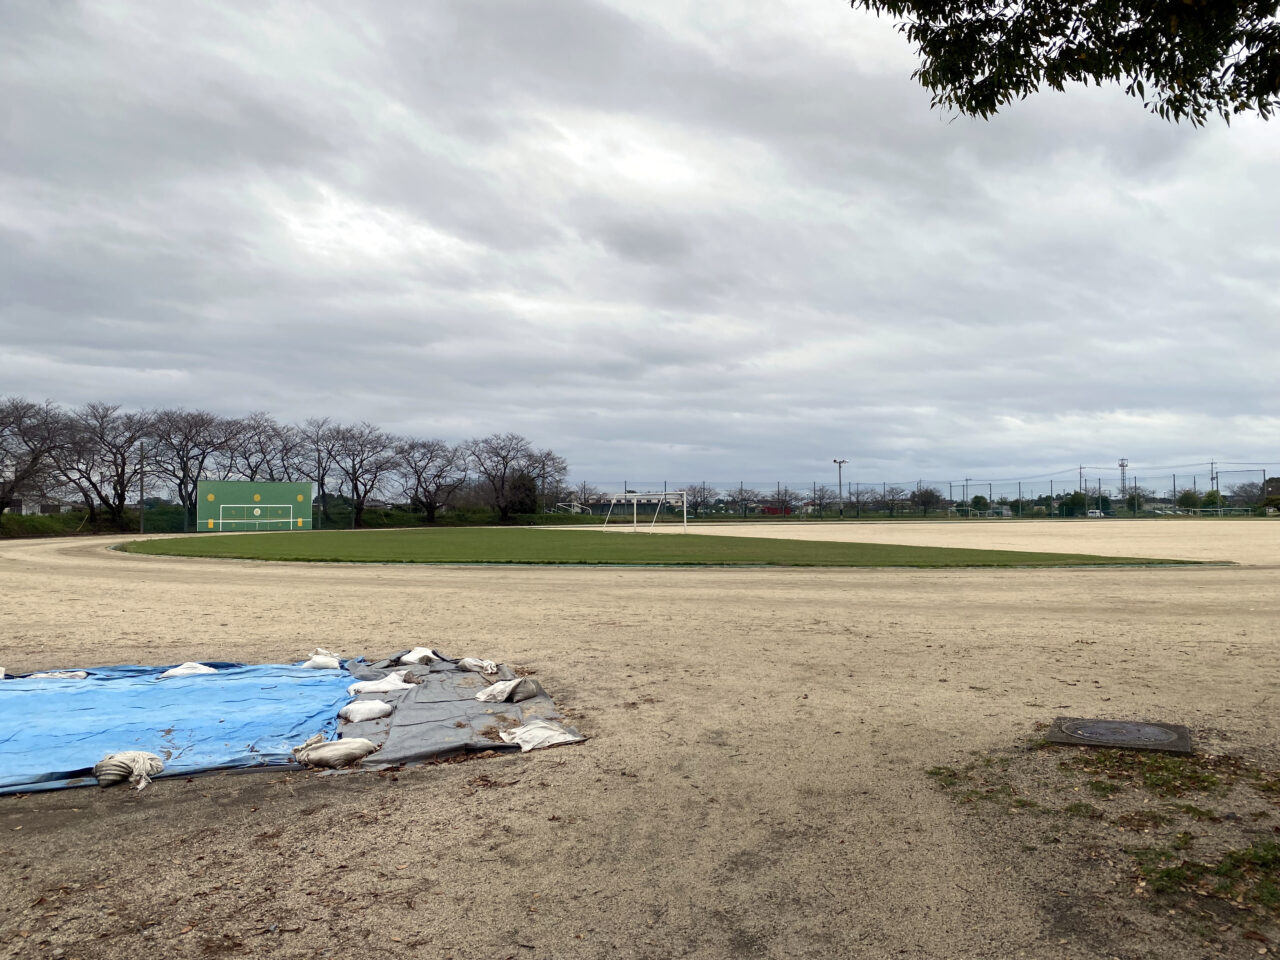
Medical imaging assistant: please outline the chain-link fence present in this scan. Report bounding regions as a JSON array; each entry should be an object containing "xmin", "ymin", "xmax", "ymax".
[{"xmin": 573, "ymin": 462, "xmax": 1278, "ymax": 518}]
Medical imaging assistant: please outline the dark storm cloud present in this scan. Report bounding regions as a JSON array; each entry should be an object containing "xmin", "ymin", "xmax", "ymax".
[{"xmin": 1, "ymin": 0, "xmax": 1277, "ymax": 485}]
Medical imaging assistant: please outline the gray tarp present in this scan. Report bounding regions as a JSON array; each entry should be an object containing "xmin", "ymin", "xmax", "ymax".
[{"xmin": 338, "ymin": 652, "xmax": 572, "ymax": 766}]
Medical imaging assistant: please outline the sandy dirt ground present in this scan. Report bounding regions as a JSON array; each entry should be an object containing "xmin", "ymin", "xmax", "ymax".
[
  {"xmin": 1, "ymin": 521, "xmax": 1278, "ymax": 959},
  {"xmin": 631, "ymin": 517, "xmax": 1280, "ymax": 566}
]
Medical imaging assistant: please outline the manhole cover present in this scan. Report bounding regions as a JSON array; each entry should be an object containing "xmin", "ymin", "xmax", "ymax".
[{"xmin": 1045, "ymin": 717, "xmax": 1192, "ymax": 754}]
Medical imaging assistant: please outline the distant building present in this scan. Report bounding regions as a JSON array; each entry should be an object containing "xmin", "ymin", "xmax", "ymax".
[{"xmin": 8, "ymin": 498, "xmax": 79, "ymax": 516}]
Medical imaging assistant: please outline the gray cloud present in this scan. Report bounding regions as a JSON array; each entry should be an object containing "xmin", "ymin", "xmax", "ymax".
[{"xmin": 1, "ymin": 0, "xmax": 1277, "ymax": 489}]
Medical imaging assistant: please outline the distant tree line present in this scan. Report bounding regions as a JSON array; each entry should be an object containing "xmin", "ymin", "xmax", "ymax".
[{"xmin": 0, "ymin": 397, "xmax": 567, "ymax": 529}]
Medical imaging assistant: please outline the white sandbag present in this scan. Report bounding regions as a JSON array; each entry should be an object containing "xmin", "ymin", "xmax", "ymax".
[
  {"xmin": 94, "ymin": 751, "xmax": 165, "ymax": 790},
  {"xmin": 456, "ymin": 658, "xmax": 499, "ymax": 675},
  {"xmin": 474, "ymin": 677, "xmax": 545, "ymax": 703},
  {"xmin": 291, "ymin": 733, "xmax": 378, "ymax": 768},
  {"xmin": 500, "ymin": 719, "xmax": 585, "ymax": 752},
  {"xmin": 159, "ymin": 662, "xmax": 217, "ymax": 678},
  {"xmin": 28, "ymin": 670, "xmax": 89, "ymax": 680},
  {"xmin": 301, "ymin": 647, "xmax": 341, "ymax": 669},
  {"xmin": 347, "ymin": 670, "xmax": 413, "ymax": 696},
  {"xmin": 400, "ymin": 647, "xmax": 445, "ymax": 665},
  {"xmin": 338, "ymin": 699, "xmax": 393, "ymax": 722}
]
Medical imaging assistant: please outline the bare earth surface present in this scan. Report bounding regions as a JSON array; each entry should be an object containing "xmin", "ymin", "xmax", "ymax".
[{"xmin": 1, "ymin": 520, "xmax": 1278, "ymax": 959}]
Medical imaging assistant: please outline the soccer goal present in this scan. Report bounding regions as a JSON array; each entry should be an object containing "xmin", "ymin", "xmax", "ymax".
[{"xmin": 601, "ymin": 490, "xmax": 687, "ymax": 533}]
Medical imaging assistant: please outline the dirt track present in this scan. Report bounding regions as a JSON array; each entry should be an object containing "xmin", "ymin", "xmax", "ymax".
[{"xmin": 2, "ymin": 521, "xmax": 1279, "ymax": 959}]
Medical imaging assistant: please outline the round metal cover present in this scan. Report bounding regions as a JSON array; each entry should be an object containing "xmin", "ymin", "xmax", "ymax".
[{"xmin": 1060, "ymin": 720, "xmax": 1179, "ymax": 745}]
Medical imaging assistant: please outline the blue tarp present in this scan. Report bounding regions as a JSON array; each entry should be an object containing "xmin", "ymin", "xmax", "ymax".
[{"xmin": 0, "ymin": 662, "xmax": 354, "ymax": 793}]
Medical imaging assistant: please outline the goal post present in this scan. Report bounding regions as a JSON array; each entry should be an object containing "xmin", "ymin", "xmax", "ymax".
[{"xmin": 600, "ymin": 490, "xmax": 687, "ymax": 533}]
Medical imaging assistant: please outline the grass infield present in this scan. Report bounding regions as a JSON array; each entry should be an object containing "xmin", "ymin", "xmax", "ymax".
[{"xmin": 118, "ymin": 527, "xmax": 1190, "ymax": 567}]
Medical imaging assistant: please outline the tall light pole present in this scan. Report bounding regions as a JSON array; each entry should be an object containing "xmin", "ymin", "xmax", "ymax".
[
  {"xmin": 833, "ymin": 459, "xmax": 847, "ymax": 519},
  {"xmin": 137, "ymin": 440, "xmax": 145, "ymax": 534}
]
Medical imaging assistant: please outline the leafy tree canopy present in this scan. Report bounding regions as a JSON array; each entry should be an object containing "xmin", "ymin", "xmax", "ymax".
[{"xmin": 851, "ymin": 0, "xmax": 1280, "ymax": 124}]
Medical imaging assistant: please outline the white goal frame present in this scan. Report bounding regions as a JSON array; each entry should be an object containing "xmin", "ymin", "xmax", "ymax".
[
  {"xmin": 216, "ymin": 503, "xmax": 294, "ymax": 531},
  {"xmin": 600, "ymin": 490, "xmax": 687, "ymax": 533}
]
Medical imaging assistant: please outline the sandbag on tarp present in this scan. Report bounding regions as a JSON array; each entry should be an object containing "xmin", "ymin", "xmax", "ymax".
[
  {"xmin": 0, "ymin": 662, "xmax": 353, "ymax": 794},
  {"xmin": 338, "ymin": 664, "xmax": 568, "ymax": 765}
]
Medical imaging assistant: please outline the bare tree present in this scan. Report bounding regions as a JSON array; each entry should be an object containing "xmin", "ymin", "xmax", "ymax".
[
  {"xmin": 723, "ymin": 485, "xmax": 761, "ymax": 518},
  {"xmin": 682, "ymin": 483, "xmax": 719, "ymax": 518},
  {"xmin": 467, "ymin": 433, "xmax": 536, "ymax": 521},
  {"xmin": 331, "ymin": 422, "xmax": 398, "ymax": 528},
  {"xmin": 1229, "ymin": 481, "xmax": 1263, "ymax": 507},
  {"xmin": 571, "ymin": 480, "xmax": 602, "ymax": 505},
  {"xmin": 524, "ymin": 448, "xmax": 569, "ymax": 512},
  {"xmin": 0, "ymin": 398, "xmax": 69, "ymax": 519},
  {"xmin": 910, "ymin": 486, "xmax": 944, "ymax": 517},
  {"xmin": 810, "ymin": 485, "xmax": 837, "ymax": 516},
  {"xmin": 224, "ymin": 412, "xmax": 291, "ymax": 482},
  {"xmin": 851, "ymin": 484, "xmax": 878, "ymax": 518},
  {"xmin": 768, "ymin": 485, "xmax": 802, "ymax": 516},
  {"xmin": 880, "ymin": 485, "xmax": 909, "ymax": 517},
  {"xmin": 148, "ymin": 409, "xmax": 238, "ymax": 530},
  {"xmin": 52, "ymin": 403, "xmax": 154, "ymax": 528},
  {"xmin": 393, "ymin": 438, "xmax": 467, "ymax": 522},
  {"xmin": 296, "ymin": 418, "xmax": 342, "ymax": 524}
]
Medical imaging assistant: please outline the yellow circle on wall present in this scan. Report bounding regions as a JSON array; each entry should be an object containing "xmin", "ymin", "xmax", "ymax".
[
  {"xmin": 296, "ymin": 494, "xmax": 304, "ymax": 502},
  {"xmin": 206, "ymin": 493, "xmax": 215, "ymax": 501},
  {"xmin": 297, "ymin": 518, "xmax": 303, "ymax": 526},
  {"xmin": 253, "ymin": 493, "xmax": 261, "ymax": 502}
]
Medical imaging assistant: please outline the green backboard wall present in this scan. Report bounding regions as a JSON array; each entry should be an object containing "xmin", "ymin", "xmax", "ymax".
[{"xmin": 196, "ymin": 480, "xmax": 314, "ymax": 532}]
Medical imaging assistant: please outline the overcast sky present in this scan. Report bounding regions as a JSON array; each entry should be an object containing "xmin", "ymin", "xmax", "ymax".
[{"xmin": 2, "ymin": 0, "xmax": 1277, "ymax": 488}]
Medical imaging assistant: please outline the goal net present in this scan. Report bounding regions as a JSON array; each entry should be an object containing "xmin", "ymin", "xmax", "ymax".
[{"xmin": 601, "ymin": 490, "xmax": 687, "ymax": 533}]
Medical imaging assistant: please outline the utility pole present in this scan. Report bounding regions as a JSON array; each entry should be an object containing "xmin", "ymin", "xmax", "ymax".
[
  {"xmin": 1017, "ymin": 481, "xmax": 1021, "ymax": 517},
  {"xmin": 833, "ymin": 459, "xmax": 847, "ymax": 519},
  {"xmin": 1079, "ymin": 465, "xmax": 1084, "ymax": 495},
  {"xmin": 138, "ymin": 441, "xmax": 145, "ymax": 534},
  {"xmin": 1118, "ymin": 459, "xmax": 1128, "ymax": 512}
]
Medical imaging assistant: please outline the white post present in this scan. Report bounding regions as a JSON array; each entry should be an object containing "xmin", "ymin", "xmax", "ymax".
[
  {"xmin": 633, "ymin": 495, "xmax": 637, "ymax": 532},
  {"xmin": 682, "ymin": 492, "xmax": 687, "ymax": 532}
]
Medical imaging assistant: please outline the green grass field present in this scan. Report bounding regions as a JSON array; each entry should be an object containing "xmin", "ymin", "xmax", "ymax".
[{"xmin": 118, "ymin": 527, "xmax": 1189, "ymax": 567}]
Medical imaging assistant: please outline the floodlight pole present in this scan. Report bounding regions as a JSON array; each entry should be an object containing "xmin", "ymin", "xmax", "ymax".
[
  {"xmin": 833, "ymin": 459, "xmax": 847, "ymax": 519},
  {"xmin": 138, "ymin": 441, "xmax": 145, "ymax": 533}
]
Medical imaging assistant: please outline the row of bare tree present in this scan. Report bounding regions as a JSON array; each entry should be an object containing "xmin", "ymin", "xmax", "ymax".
[
  {"xmin": 583, "ymin": 482, "xmax": 946, "ymax": 518},
  {"xmin": 665, "ymin": 483, "xmax": 947, "ymax": 522},
  {"xmin": 0, "ymin": 397, "xmax": 567, "ymax": 527}
]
